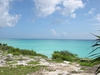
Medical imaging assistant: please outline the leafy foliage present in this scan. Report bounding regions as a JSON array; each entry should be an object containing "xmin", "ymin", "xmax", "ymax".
[
  {"xmin": 89, "ymin": 33, "xmax": 100, "ymax": 75},
  {"xmin": 52, "ymin": 50, "xmax": 99, "ymax": 67},
  {"xmin": 0, "ymin": 43, "xmax": 47, "ymax": 58},
  {"xmin": 52, "ymin": 50, "xmax": 78, "ymax": 62}
]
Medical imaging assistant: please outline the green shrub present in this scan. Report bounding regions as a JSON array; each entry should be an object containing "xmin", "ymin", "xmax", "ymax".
[
  {"xmin": 0, "ymin": 43, "xmax": 47, "ymax": 58},
  {"xmin": 3, "ymin": 44, "xmax": 7, "ymax": 46},
  {"xmin": 13, "ymin": 52, "xmax": 20, "ymax": 55},
  {"xmin": 0, "ymin": 43, "xmax": 2, "ymax": 46},
  {"xmin": 52, "ymin": 50, "xmax": 78, "ymax": 62}
]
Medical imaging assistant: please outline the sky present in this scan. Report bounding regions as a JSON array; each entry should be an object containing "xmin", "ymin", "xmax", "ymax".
[{"xmin": 0, "ymin": 0, "xmax": 100, "ymax": 39}]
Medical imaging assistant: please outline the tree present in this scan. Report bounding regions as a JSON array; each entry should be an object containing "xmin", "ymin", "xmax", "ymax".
[{"xmin": 89, "ymin": 33, "xmax": 100, "ymax": 75}]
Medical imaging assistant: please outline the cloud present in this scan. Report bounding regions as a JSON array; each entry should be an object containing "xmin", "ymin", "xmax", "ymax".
[
  {"xmin": 88, "ymin": 8, "xmax": 95, "ymax": 14},
  {"xmin": 52, "ymin": 18, "xmax": 64, "ymax": 25},
  {"xmin": 61, "ymin": 0, "xmax": 84, "ymax": 18},
  {"xmin": 33, "ymin": 0, "xmax": 84, "ymax": 18},
  {"xmin": 71, "ymin": 13, "xmax": 76, "ymax": 18},
  {"xmin": 85, "ymin": 8, "xmax": 95, "ymax": 15},
  {"xmin": 51, "ymin": 29, "xmax": 57, "ymax": 35},
  {"xmin": 95, "ymin": 14, "xmax": 100, "ymax": 22},
  {"xmin": 63, "ymin": 31, "xmax": 67, "ymax": 36},
  {"xmin": 0, "ymin": 0, "xmax": 21, "ymax": 28},
  {"xmin": 50, "ymin": 29, "xmax": 67, "ymax": 38},
  {"xmin": 33, "ymin": 0, "xmax": 61, "ymax": 17}
]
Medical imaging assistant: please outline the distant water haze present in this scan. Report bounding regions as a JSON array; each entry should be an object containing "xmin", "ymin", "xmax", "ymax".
[{"xmin": 0, "ymin": 39, "xmax": 96, "ymax": 58}]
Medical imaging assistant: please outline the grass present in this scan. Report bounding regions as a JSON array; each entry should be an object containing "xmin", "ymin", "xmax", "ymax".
[
  {"xmin": 78, "ymin": 61, "xmax": 93, "ymax": 67},
  {"xmin": 27, "ymin": 61, "xmax": 39, "ymax": 64},
  {"xmin": 52, "ymin": 58, "xmax": 64, "ymax": 63},
  {"xmin": 78, "ymin": 59, "xmax": 100, "ymax": 67},
  {"xmin": 0, "ymin": 66, "xmax": 44, "ymax": 75},
  {"xmin": 52, "ymin": 51, "xmax": 100, "ymax": 67},
  {"xmin": 7, "ymin": 61, "xmax": 17, "ymax": 65},
  {"xmin": 81, "ymin": 67, "xmax": 85, "ymax": 70}
]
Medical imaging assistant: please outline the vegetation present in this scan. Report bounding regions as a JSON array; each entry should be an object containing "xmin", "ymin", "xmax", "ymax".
[
  {"xmin": 0, "ymin": 66, "xmax": 45, "ymax": 75},
  {"xmin": 52, "ymin": 50, "xmax": 100, "ymax": 67},
  {"xmin": 1, "ymin": 37, "xmax": 100, "ymax": 75},
  {"xmin": 52, "ymin": 50, "xmax": 79, "ymax": 62},
  {"xmin": 0, "ymin": 43, "xmax": 47, "ymax": 58},
  {"xmin": 0, "ymin": 43, "xmax": 47, "ymax": 75},
  {"xmin": 27, "ymin": 61, "xmax": 39, "ymax": 64},
  {"xmin": 78, "ymin": 59, "xmax": 100, "ymax": 67},
  {"xmin": 88, "ymin": 33, "xmax": 100, "ymax": 75}
]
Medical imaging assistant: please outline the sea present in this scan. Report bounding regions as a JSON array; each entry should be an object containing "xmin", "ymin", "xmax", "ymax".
[{"xmin": 0, "ymin": 39, "xmax": 96, "ymax": 58}]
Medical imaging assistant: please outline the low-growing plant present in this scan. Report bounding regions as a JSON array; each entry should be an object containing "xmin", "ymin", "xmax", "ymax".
[
  {"xmin": 0, "ymin": 43, "xmax": 48, "ymax": 58},
  {"xmin": 0, "ymin": 66, "xmax": 43, "ymax": 75},
  {"xmin": 28, "ymin": 61, "xmax": 39, "ymax": 64},
  {"xmin": 52, "ymin": 50, "xmax": 78, "ymax": 62}
]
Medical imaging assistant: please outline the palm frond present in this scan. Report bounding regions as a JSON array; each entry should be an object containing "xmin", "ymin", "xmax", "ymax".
[
  {"xmin": 89, "ymin": 53, "xmax": 100, "ymax": 57},
  {"xmin": 89, "ymin": 47, "xmax": 100, "ymax": 55},
  {"xmin": 89, "ymin": 32, "xmax": 100, "ymax": 75},
  {"xmin": 93, "ymin": 57, "xmax": 100, "ymax": 61},
  {"xmin": 90, "ymin": 54, "xmax": 100, "ymax": 60},
  {"xmin": 91, "ymin": 44, "xmax": 100, "ymax": 47},
  {"xmin": 95, "ymin": 66, "xmax": 100, "ymax": 75},
  {"xmin": 90, "ymin": 33, "xmax": 100, "ymax": 39}
]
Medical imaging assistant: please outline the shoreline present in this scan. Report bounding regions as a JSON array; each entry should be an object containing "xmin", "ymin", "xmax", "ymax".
[{"xmin": 0, "ymin": 43, "xmax": 99, "ymax": 75}]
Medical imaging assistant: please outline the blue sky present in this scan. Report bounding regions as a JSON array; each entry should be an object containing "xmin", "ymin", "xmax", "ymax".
[{"xmin": 0, "ymin": 0, "xmax": 100, "ymax": 39}]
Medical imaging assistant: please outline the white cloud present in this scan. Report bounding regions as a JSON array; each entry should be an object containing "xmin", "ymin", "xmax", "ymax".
[
  {"xmin": 63, "ymin": 31, "xmax": 67, "ymax": 36},
  {"xmin": 95, "ymin": 14, "xmax": 100, "ymax": 22},
  {"xmin": 33, "ymin": 0, "xmax": 84, "ymax": 18},
  {"xmin": 61, "ymin": 0, "xmax": 84, "ymax": 17},
  {"xmin": 0, "ymin": 0, "xmax": 21, "ymax": 28},
  {"xmin": 51, "ymin": 29, "xmax": 57, "ymax": 35},
  {"xmin": 71, "ymin": 13, "xmax": 76, "ymax": 18},
  {"xmin": 52, "ymin": 18, "xmax": 64, "ymax": 25},
  {"xmin": 85, "ymin": 8, "xmax": 95, "ymax": 15},
  {"xmin": 33, "ymin": 0, "xmax": 61, "ymax": 17},
  {"xmin": 51, "ymin": 29, "xmax": 67, "ymax": 38}
]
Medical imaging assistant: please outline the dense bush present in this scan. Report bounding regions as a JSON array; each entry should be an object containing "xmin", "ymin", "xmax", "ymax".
[
  {"xmin": 52, "ymin": 50, "xmax": 99, "ymax": 66},
  {"xmin": 52, "ymin": 50, "xmax": 78, "ymax": 62},
  {"xmin": 0, "ymin": 43, "xmax": 47, "ymax": 58}
]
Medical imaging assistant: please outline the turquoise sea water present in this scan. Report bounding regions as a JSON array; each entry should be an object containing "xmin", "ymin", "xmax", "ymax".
[{"xmin": 0, "ymin": 39, "xmax": 96, "ymax": 58}]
